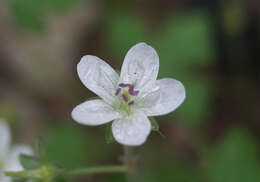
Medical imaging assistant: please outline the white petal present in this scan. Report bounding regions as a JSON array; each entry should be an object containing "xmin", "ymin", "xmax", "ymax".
[
  {"xmin": 77, "ymin": 55, "xmax": 119, "ymax": 105},
  {"xmin": 143, "ymin": 78, "xmax": 186, "ymax": 116},
  {"xmin": 4, "ymin": 145, "xmax": 33, "ymax": 172},
  {"xmin": 0, "ymin": 174, "xmax": 11, "ymax": 182},
  {"xmin": 112, "ymin": 112, "xmax": 151, "ymax": 146},
  {"xmin": 72, "ymin": 99, "xmax": 121, "ymax": 126},
  {"xmin": 0, "ymin": 119, "xmax": 11, "ymax": 158},
  {"xmin": 119, "ymin": 43, "xmax": 159, "ymax": 93}
]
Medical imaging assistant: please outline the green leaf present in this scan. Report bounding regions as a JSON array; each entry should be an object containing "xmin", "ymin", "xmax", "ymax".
[
  {"xmin": 206, "ymin": 128, "xmax": 260, "ymax": 182},
  {"xmin": 9, "ymin": 0, "xmax": 45, "ymax": 32},
  {"xmin": 107, "ymin": 15, "xmax": 149, "ymax": 59},
  {"xmin": 177, "ymin": 80, "xmax": 211, "ymax": 124},
  {"xmin": 157, "ymin": 11, "xmax": 215, "ymax": 75},
  {"xmin": 105, "ymin": 122, "xmax": 115, "ymax": 144},
  {"xmin": 45, "ymin": 125, "xmax": 87, "ymax": 168},
  {"xmin": 45, "ymin": 0, "xmax": 83, "ymax": 12},
  {"xmin": 19, "ymin": 154, "xmax": 41, "ymax": 170}
]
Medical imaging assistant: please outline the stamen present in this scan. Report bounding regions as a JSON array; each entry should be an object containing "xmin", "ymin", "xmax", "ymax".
[
  {"xmin": 128, "ymin": 101, "xmax": 134, "ymax": 105},
  {"xmin": 131, "ymin": 90, "xmax": 139, "ymax": 96},
  {"xmin": 115, "ymin": 88, "xmax": 121, "ymax": 96},
  {"xmin": 128, "ymin": 85, "xmax": 134, "ymax": 92},
  {"xmin": 122, "ymin": 94, "xmax": 128, "ymax": 102},
  {"xmin": 128, "ymin": 84, "xmax": 139, "ymax": 96},
  {"xmin": 119, "ymin": 83, "xmax": 129, "ymax": 88}
]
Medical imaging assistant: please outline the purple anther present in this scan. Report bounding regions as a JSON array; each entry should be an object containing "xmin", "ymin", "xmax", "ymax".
[
  {"xmin": 115, "ymin": 88, "xmax": 121, "ymax": 96},
  {"xmin": 119, "ymin": 83, "xmax": 129, "ymax": 88},
  {"xmin": 128, "ymin": 84, "xmax": 134, "ymax": 91},
  {"xmin": 128, "ymin": 101, "xmax": 134, "ymax": 106},
  {"xmin": 128, "ymin": 84, "xmax": 139, "ymax": 96},
  {"xmin": 128, "ymin": 84, "xmax": 134, "ymax": 94},
  {"xmin": 122, "ymin": 94, "xmax": 129, "ymax": 102},
  {"xmin": 131, "ymin": 90, "xmax": 139, "ymax": 96}
]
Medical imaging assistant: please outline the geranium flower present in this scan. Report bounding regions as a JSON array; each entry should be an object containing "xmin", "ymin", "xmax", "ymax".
[
  {"xmin": 72, "ymin": 42, "xmax": 185, "ymax": 146},
  {"xmin": 0, "ymin": 119, "xmax": 33, "ymax": 182}
]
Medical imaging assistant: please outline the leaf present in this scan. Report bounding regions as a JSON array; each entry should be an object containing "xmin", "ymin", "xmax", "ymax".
[
  {"xmin": 45, "ymin": 0, "xmax": 83, "ymax": 12},
  {"xmin": 206, "ymin": 128, "xmax": 260, "ymax": 182},
  {"xmin": 177, "ymin": 80, "xmax": 211, "ymax": 124},
  {"xmin": 107, "ymin": 15, "xmax": 149, "ymax": 59},
  {"xmin": 45, "ymin": 125, "xmax": 87, "ymax": 168},
  {"xmin": 19, "ymin": 154, "xmax": 41, "ymax": 170},
  {"xmin": 9, "ymin": 0, "xmax": 45, "ymax": 32},
  {"xmin": 158, "ymin": 11, "xmax": 215, "ymax": 74},
  {"xmin": 105, "ymin": 122, "xmax": 115, "ymax": 144}
]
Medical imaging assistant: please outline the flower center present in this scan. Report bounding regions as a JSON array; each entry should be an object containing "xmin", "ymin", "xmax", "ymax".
[{"xmin": 115, "ymin": 83, "xmax": 139, "ymax": 113}]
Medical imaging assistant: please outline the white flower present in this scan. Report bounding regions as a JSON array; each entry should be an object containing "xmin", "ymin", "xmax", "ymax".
[
  {"xmin": 0, "ymin": 119, "xmax": 33, "ymax": 182},
  {"xmin": 72, "ymin": 42, "xmax": 186, "ymax": 146}
]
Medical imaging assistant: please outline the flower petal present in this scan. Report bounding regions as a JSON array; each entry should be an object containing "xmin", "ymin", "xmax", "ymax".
[
  {"xmin": 142, "ymin": 78, "xmax": 186, "ymax": 116},
  {"xmin": 77, "ymin": 55, "xmax": 119, "ymax": 105},
  {"xmin": 119, "ymin": 43, "xmax": 159, "ymax": 93},
  {"xmin": 0, "ymin": 173, "xmax": 11, "ymax": 182},
  {"xmin": 0, "ymin": 119, "xmax": 11, "ymax": 158},
  {"xmin": 4, "ymin": 145, "xmax": 33, "ymax": 172},
  {"xmin": 112, "ymin": 112, "xmax": 151, "ymax": 146},
  {"xmin": 72, "ymin": 99, "xmax": 121, "ymax": 126}
]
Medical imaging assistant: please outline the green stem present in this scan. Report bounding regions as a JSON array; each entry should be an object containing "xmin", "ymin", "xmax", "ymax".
[{"xmin": 66, "ymin": 165, "xmax": 127, "ymax": 176}]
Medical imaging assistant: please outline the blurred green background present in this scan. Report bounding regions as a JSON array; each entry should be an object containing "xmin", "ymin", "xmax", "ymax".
[{"xmin": 0, "ymin": 0, "xmax": 260, "ymax": 181}]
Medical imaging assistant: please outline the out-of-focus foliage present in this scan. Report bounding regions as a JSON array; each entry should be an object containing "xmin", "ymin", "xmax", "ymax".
[
  {"xmin": 107, "ymin": 15, "xmax": 148, "ymax": 58},
  {"xmin": 221, "ymin": 0, "xmax": 247, "ymax": 36},
  {"xmin": 206, "ymin": 128, "xmax": 260, "ymax": 182},
  {"xmin": 106, "ymin": 163, "xmax": 201, "ymax": 182},
  {"xmin": 8, "ymin": 0, "xmax": 85, "ymax": 32},
  {"xmin": 143, "ymin": 163, "xmax": 201, "ymax": 182},
  {"xmin": 45, "ymin": 124, "xmax": 87, "ymax": 168},
  {"xmin": 45, "ymin": 124, "xmax": 114, "ymax": 168}
]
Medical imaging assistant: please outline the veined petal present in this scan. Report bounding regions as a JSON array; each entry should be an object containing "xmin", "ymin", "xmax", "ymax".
[
  {"xmin": 72, "ymin": 99, "xmax": 121, "ymax": 126},
  {"xmin": 0, "ymin": 119, "xmax": 11, "ymax": 158},
  {"xmin": 112, "ymin": 112, "xmax": 151, "ymax": 146},
  {"xmin": 119, "ymin": 43, "xmax": 159, "ymax": 93},
  {"xmin": 77, "ymin": 55, "xmax": 119, "ymax": 105},
  {"xmin": 143, "ymin": 78, "xmax": 186, "ymax": 116},
  {"xmin": 4, "ymin": 145, "xmax": 33, "ymax": 172}
]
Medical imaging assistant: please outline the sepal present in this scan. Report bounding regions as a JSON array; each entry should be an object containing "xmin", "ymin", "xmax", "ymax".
[
  {"xmin": 105, "ymin": 122, "xmax": 115, "ymax": 144},
  {"xmin": 149, "ymin": 117, "xmax": 165, "ymax": 138}
]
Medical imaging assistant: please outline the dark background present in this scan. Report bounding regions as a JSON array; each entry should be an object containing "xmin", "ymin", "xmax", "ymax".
[{"xmin": 0, "ymin": 0, "xmax": 260, "ymax": 181}]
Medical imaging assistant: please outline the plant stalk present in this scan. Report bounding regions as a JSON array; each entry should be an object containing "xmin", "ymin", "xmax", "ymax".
[
  {"xmin": 123, "ymin": 146, "xmax": 137, "ymax": 182},
  {"xmin": 66, "ymin": 165, "xmax": 127, "ymax": 176}
]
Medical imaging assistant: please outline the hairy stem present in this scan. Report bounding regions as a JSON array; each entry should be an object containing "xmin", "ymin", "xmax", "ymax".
[{"xmin": 123, "ymin": 146, "xmax": 137, "ymax": 182}]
